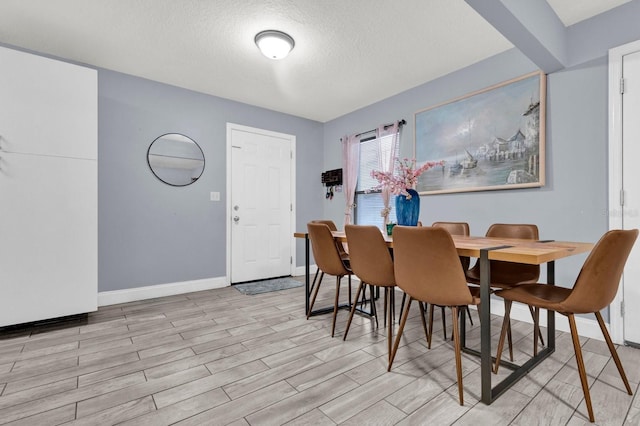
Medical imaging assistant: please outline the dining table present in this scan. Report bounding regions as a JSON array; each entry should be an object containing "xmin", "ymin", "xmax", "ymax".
[{"xmin": 294, "ymin": 229, "xmax": 594, "ymax": 404}]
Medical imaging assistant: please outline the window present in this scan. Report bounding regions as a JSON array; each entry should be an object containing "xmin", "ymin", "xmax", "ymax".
[{"xmin": 354, "ymin": 133, "xmax": 399, "ymax": 228}]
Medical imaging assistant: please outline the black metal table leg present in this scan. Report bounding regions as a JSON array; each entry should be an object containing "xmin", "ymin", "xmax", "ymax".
[
  {"xmin": 458, "ymin": 245, "xmax": 558, "ymax": 404},
  {"xmin": 462, "ymin": 248, "xmax": 557, "ymax": 404},
  {"xmin": 479, "ymin": 248, "xmax": 493, "ymax": 403},
  {"xmin": 547, "ymin": 261, "xmax": 556, "ymax": 349},
  {"xmin": 304, "ymin": 233, "xmax": 310, "ymax": 315}
]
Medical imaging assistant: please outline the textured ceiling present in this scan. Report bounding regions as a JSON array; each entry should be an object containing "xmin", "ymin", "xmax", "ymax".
[
  {"xmin": 0, "ymin": 0, "xmax": 630, "ymax": 122},
  {"xmin": 547, "ymin": 0, "xmax": 630, "ymax": 25}
]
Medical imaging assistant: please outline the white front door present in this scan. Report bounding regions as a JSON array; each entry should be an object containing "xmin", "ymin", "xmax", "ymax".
[
  {"xmin": 609, "ymin": 40, "xmax": 640, "ymax": 344},
  {"xmin": 621, "ymin": 49, "xmax": 640, "ymax": 344},
  {"xmin": 228, "ymin": 124, "xmax": 295, "ymax": 283}
]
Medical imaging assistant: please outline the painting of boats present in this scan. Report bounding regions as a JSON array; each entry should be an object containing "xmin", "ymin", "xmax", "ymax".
[
  {"xmin": 414, "ymin": 71, "xmax": 546, "ymax": 195},
  {"xmin": 461, "ymin": 149, "xmax": 477, "ymax": 169}
]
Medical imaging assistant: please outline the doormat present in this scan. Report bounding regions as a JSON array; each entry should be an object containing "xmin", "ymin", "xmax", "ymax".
[{"xmin": 233, "ymin": 277, "xmax": 303, "ymax": 295}]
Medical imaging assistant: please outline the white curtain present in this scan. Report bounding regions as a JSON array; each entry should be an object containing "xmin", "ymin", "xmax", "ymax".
[
  {"xmin": 342, "ymin": 134, "xmax": 360, "ymax": 225},
  {"xmin": 377, "ymin": 121, "xmax": 400, "ymax": 225}
]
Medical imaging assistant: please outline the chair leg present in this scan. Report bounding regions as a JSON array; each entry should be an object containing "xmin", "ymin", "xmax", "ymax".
[
  {"xmin": 343, "ymin": 281, "xmax": 365, "ymax": 341},
  {"xmin": 533, "ymin": 306, "xmax": 540, "ymax": 357},
  {"xmin": 568, "ymin": 314, "xmax": 595, "ymax": 423},
  {"xmin": 441, "ymin": 306, "xmax": 448, "ymax": 340},
  {"xmin": 391, "ymin": 289, "xmax": 396, "ymax": 324},
  {"xmin": 507, "ymin": 318, "xmax": 514, "ymax": 362},
  {"xmin": 493, "ymin": 300, "xmax": 512, "ymax": 374},
  {"xmin": 499, "ymin": 300, "xmax": 514, "ymax": 361},
  {"xmin": 370, "ymin": 285, "xmax": 379, "ymax": 329},
  {"xmin": 398, "ymin": 292, "xmax": 407, "ymax": 321},
  {"xmin": 451, "ymin": 306, "xmax": 464, "ymax": 405},
  {"xmin": 448, "ymin": 306, "xmax": 472, "ymax": 341},
  {"xmin": 331, "ymin": 276, "xmax": 342, "ymax": 338},
  {"xmin": 465, "ymin": 305, "xmax": 474, "ymax": 326},
  {"xmin": 386, "ymin": 288, "xmax": 394, "ymax": 364},
  {"xmin": 359, "ymin": 283, "xmax": 367, "ymax": 306},
  {"xmin": 383, "ymin": 289, "xmax": 388, "ymax": 328},
  {"xmin": 595, "ymin": 311, "xmax": 632, "ymax": 395},
  {"xmin": 307, "ymin": 271, "xmax": 324, "ymax": 319},
  {"xmin": 388, "ymin": 297, "xmax": 413, "ymax": 371},
  {"xmin": 427, "ymin": 303, "xmax": 435, "ymax": 349},
  {"xmin": 418, "ymin": 301, "xmax": 429, "ymax": 346},
  {"xmin": 453, "ymin": 306, "xmax": 472, "ymax": 341},
  {"xmin": 309, "ymin": 269, "xmax": 321, "ymax": 295},
  {"xmin": 529, "ymin": 304, "xmax": 545, "ymax": 347}
]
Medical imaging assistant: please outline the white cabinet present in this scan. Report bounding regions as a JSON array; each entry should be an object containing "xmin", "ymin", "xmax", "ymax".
[
  {"xmin": 0, "ymin": 46, "xmax": 97, "ymax": 160},
  {"xmin": 0, "ymin": 153, "xmax": 97, "ymax": 325},
  {"xmin": 0, "ymin": 46, "xmax": 97, "ymax": 327}
]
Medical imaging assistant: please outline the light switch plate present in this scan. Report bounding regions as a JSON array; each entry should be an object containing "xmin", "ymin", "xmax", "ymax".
[{"xmin": 210, "ymin": 191, "xmax": 220, "ymax": 201}]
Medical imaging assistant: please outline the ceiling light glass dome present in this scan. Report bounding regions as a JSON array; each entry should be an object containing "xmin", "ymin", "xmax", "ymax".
[{"xmin": 255, "ymin": 30, "xmax": 295, "ymax": 60}]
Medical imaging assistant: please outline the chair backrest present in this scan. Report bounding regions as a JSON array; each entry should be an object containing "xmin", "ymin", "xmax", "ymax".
[
  {"xmin": 561, "ymin": 229, "xmax": 638, "ymax": 313},
  {"xmin": 311, "ymin": 219, "xmax": 348, "ymax": 257},
  {"xmin": 484, "ymin": 223, "xmax": 540, "ymax": 285},
  {"xmin": 433, "ymin": 221, "xmax": 471, "ymax": 270},
  {"xmin": 311, "ymin": 219, "xmax": 338, "ymax": 231},
  {"xmin": 392, "ymin": 226, "xmax": 473, "ymax": 306},
  {"xmin": 307, "ymin": 222, "xmax": 350, "ymax": 276},
  {"xmin": 345, "ymin": 225, "xmax": 394, "ymax": 287},
  {"xmin": 432, "ymin": 221, "xmax": 469, "ymax": 237}
]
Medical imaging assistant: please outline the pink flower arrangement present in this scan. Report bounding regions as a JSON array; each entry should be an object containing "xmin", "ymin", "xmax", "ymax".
[{"xmin": 371, "ymin": 157, "xmax": 444, "ymax": 199}]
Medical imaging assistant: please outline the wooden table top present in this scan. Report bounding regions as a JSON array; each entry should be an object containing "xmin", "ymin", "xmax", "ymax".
[{"xmin": 294, "ymin": 230, "xmax": 594, "ymax": 265}]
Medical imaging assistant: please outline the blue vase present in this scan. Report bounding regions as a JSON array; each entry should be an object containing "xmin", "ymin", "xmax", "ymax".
[{"xmin": 395, "ymin": 189, "xmax": 420, "ymax": 226}]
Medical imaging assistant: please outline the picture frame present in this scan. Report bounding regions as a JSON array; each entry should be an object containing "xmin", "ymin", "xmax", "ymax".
[{"xmin": 414, "ymin": 71, "xmax": 546, "ymax": 195}]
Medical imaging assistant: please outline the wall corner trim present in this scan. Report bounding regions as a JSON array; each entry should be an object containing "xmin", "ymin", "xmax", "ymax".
[{"xmin": 98, "ymin": 277, "xmax": 228, "ymax": 306}]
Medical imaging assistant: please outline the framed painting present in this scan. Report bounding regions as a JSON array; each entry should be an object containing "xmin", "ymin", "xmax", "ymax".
[{"xmin": 414, "ymin": 71, "xmax": 546, "ymax": 195}]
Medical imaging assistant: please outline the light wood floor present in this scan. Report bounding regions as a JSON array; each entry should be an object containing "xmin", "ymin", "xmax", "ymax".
[{"xmin": 1, "ymin": 277, "xmax": 640, "ymax": 425}]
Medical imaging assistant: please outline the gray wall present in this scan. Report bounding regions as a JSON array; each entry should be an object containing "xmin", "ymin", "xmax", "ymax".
[
  {"xmin": 98, "ymin": 70, "xmax": 323, "ymax": 291},
  {"xmin": 320, "ymin": 6, "xmax": 640, "ymax": 322},
  {"xmin": 7, "ymin": 0, "xmax": 640, "ymax": 298},
  {"xmin": 322, "ymin": 49, "xmax": 607, "ymax": 288}
]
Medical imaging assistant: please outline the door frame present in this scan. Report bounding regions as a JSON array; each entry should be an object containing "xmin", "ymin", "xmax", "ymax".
[
  {"xmin": 225, "ymin": 122, "xmax": 297, "ymax": 284},
  {"xmin": 608, "ymin": 39, "xmax": 640, "ymax": 344}
]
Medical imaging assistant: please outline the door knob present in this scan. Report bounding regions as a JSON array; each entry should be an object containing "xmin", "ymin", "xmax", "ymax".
[{"xmin": 233, "ymin": 216, "xmax": 240, "ymax": 223}]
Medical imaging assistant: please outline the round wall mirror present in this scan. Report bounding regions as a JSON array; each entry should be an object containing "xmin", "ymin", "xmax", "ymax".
[{"xmin": 147, "ymin": 133, "xmax": 205, "ymax": 186}]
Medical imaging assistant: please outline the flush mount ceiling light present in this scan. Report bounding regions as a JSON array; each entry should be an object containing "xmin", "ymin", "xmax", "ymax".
[{"xmin": 254, "ymin": 30, "xmax": 295, "ymax": 60}]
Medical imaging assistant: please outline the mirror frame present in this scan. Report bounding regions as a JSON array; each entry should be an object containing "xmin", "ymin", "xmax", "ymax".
[{"xmin": 147, "ymin": 133, "xmax": 205, "ymax": 187}]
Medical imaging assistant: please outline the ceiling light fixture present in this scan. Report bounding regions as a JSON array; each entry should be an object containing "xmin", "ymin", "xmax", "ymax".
[{"xmin": 254, "ymin": 30, "xmax": 295, "ymax": 60}]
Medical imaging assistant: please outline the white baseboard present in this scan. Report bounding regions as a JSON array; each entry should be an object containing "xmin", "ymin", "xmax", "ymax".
[
  {"xmin": 98, "ymin": 277, "xmax": 228, "ymax": 306},
  {"xmin": 294, "ymin": 264, "xmax": 317, "ymax": 277},
  {"xmin": 292, "ymin": 271, "xmax": 606, "ymax": 342},
  {"xmin": 386, "ymin": 288, "xmax": 604, "ymax": 342}
]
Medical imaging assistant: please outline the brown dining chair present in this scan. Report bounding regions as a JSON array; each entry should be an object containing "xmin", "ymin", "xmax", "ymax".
[
  {"xmin": 466, "ymin": 223, "xmax": 541, "ymax": 362},
  {"xmin": 389, "ymin": 226, "xmax": 480, "ymax": 405},
  {"xmin": 432, "ymin": 221, "xmax": 471, "ymax": 271},
  {"xmin": 310, "ymin": 220, "xmax": 349, "ymax": 295},
  {"xmin": 493, "ymin": 229, "xmax": 638, "ymax": 423},
  {"xmin": 431, "ymin": 221, "xmax": 475, "ymax": 343},
  {"xmin": 307, "ymin": 222, "xmax": 353, "ymax": 337},
  {"xmin": 343, "ymin": 225, "xmax": 400, "ymax": 362},
  {"xmin": 311, "ymin": 219, "xmax": 349, "ymax": 258}
]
